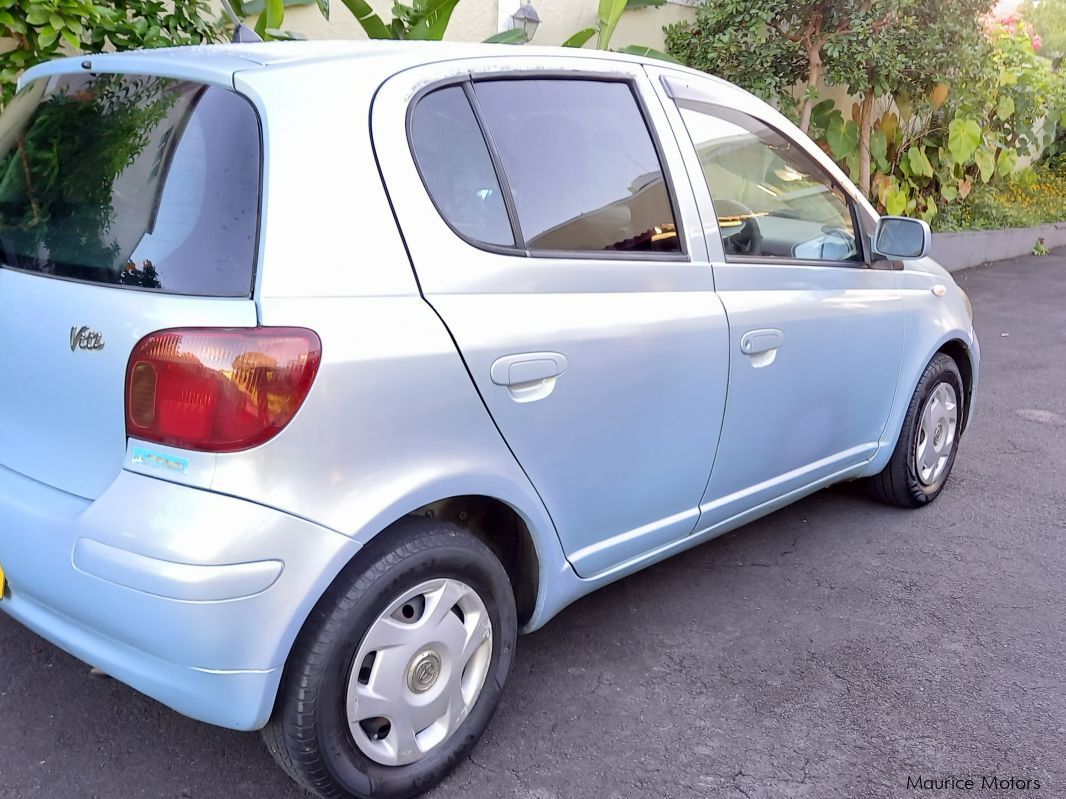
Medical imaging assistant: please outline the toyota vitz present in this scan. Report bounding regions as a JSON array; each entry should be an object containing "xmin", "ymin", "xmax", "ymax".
[{"xmin": 0, "ymin": 42, "xmax": 978, "ymax": 799}]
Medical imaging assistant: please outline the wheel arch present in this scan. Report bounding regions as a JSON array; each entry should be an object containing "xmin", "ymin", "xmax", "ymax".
[
  {"xmin": 865, "ymin": 330, "xmax": 979, "ymax": 478},
  {"xmin": 402, "ymin": 495, "xmax": 541, "ymax": 626},
  {"xmin": 282, "ymin": 472, "xmax": 561, "ymax": 658},
  {"xmin": 352, "ymin": 476, "xmax": 562, "ymax": 630},
  {"xmin": 936, "ymin": 338, "xmax": 976, "ymax": 434},
  {"xmin": 261, "ymin": 478, "xmax": 562, "ymax": 727}
]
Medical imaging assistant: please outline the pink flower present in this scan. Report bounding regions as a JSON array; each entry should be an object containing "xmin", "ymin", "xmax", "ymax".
[{"xmin": 1033, "ymin": 34, "xmax": 1043, "ymax": 51}]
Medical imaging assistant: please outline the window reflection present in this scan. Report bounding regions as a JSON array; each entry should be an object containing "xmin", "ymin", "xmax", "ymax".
[
  {"xmin": 0, "ymin": 74, "xmax": 260, "ymax": 296},
  {"xmin": 678, "ymin": 102, "xmax": 861, "ymax": 263},
  {"xmin": 473, "ymin": 80, "xmax": 681, "ymax": 254}
]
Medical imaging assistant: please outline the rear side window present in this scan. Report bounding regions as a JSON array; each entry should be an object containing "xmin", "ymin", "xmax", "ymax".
[
  {"xmin": 408, "ymin": 78, "xmax": 681, "ymax": 256},
  {"xmin": 0, "ymin": 73, "xmax": 260, "ymax": 296},
  {"xmin": 410, "ymin": 86, "xmax": 514, "ymax": 247}
]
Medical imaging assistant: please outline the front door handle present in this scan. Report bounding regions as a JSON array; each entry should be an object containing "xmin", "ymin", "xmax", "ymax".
[
  {"xmin": 740, "ymin": 328, "xmax": 783, "ymax": 368},
  {"xmin": 740, "ymin": 328, "xmax": 784, "ymax": 355},
  {"xmin": 490, "ymin": 352, "xmax": 568, "ymax": 402}
]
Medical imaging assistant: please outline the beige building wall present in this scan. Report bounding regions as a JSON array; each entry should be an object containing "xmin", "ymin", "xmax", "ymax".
[{"xmin": 237, "ymin": 0, "xmax": 695, "ymax": 51}]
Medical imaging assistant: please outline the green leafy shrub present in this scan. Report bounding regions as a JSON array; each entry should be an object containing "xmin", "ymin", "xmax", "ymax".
[
  {"xmin": 934, "ymin": 162, "xmax": 1066, "ymax": 230},
  {"xmin": 867, "ymin": 16, "xmax": 1066, "ymax": 223},
  {"xmin": 663, "ymin": 0, "xmax": 806, "ymax": 103},
  {"xmin": 666, "ymin": 1, "xmax": 1066, "ymax": 227},
  {"xmin": 0, "ymin": 0, "xmax": 222, "ymax": 104},
  {"xmin": 666, "ymin": 0, "xmax": 992, "ymax": 201},
  {"xmin": 1022, "ymin": 0, "xmax": 1066, "ymax": 63}
]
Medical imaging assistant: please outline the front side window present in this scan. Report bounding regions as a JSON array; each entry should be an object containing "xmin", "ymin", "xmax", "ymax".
[
  {"xmin": 473, "ymin": 79, "xmax": 681, "ymax": 254},
  {"xmin": 677, "ymin": 102, "xmax": 861, "ymax": 264},
  {"xmin": 0, "ymin": 73, "xmax": 261, "ymax": 296}
]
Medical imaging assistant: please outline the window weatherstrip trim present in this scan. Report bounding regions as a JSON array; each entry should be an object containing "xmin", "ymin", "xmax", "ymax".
[
  {"xmin": 462, "ymin": 80, "xmax": 526, "ymax": 251},
  {"xmin": 723, "ymin": 255, "xmax": 868, "ymax": 269}
]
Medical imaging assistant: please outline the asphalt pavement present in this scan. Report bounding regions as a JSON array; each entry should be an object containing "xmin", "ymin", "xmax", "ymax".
[{"xmin": 1, "ymin": 252, "xmax": 1064, "ymax": 799}]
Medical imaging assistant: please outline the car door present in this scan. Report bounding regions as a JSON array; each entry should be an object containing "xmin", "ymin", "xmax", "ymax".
[
  {"xmin": 373, "ymin": 57, "xmax": 730, "ymax": 578},
  {"xmin": 648, "ymin": 68, "xmax": 906, "ymax": 528}
]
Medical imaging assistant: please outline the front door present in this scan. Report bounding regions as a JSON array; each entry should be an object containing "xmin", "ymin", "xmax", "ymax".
[
  {"xmin": 374, "ymin": 58, "xmax": 730, "ymax": 578},
  {"xmin": 653, "ymin": 70, "xmax": 906, "ymax": 527}
]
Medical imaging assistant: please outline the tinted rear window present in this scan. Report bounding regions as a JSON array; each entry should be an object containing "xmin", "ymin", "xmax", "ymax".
[{"xmin": 0, "ymin": 74, "xmax": 260, "ymax": 296}]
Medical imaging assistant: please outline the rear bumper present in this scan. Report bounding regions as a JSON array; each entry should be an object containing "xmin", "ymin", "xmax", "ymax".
[{"xmin": 0, "ymin": 463, "xmax": 360, "ymax": 730}]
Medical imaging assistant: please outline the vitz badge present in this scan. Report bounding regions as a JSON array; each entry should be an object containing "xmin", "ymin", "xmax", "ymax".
[{"xmin": 70, "ymin": 326, "xmax": 105, "ymax": 352}]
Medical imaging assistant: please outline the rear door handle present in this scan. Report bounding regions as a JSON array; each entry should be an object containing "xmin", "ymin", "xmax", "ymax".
[
  {"xmin": 740, "ymin": 328, "xmax": 784, "ymax": 355},
  {"xmin": 490, "ymin": 352, "xmax": 568, "ymax": 386},
  {"xmin": 490, "ymin": 352, "xmax": 568, "ymax": 402}
]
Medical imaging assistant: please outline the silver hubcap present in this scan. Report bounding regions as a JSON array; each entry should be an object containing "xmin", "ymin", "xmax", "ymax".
[
  {"xmin": 915, "ymin": 382, "xmax": 958, "ymax": 486},
  {"xmin": 346, "ymin": 578, "xmax": 493, "ymax": 767}
]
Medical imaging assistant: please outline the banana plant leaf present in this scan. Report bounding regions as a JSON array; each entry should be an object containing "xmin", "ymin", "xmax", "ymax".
[
  {"xmin": 596, "ymin": 0, "xmax": 627, "ymax": 50},
  {"xmin": 407, "ymin": 0, "xmax": 461, "ymax": 40},
  {"xmin": 339, "ymin": 0, "xmax": 392, "ymax": 38},
  {"xmin": 484, "ymin": 28, "xmax": 529, "ymax": 44},
  {"xmin": 615, "ymin": 44, "xmax": 681, "ymax": 63},
  {"xmin": 561, "ymin": 27, "xmax": 595, "ymax": 47}
]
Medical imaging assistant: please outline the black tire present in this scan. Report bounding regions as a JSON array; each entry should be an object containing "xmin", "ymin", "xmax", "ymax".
[
  {"xmin": 263, "ymin": 517, "xmax": 517, "ymax": 799},
  {"xmin": 869, "ymin": 352, "xmax": 965, "ymax": 508}
]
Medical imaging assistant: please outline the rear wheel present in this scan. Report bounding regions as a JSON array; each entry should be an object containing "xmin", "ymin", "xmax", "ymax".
[
  {"xmin": 869, "ymin": 352, "xmax": 964, "ymax": 508},
  {"xmin": 263, "ymin": 517, "xmax": 517, "ymax": 799}
]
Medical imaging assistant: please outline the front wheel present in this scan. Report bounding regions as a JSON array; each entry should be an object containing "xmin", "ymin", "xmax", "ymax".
[
  {"xmin": 869, "ymin": 352, "xmax": 965, "ymax": 508},
  {"xmin": 263, "ymin": 518, "xmax": 517, "ymax": 799}
]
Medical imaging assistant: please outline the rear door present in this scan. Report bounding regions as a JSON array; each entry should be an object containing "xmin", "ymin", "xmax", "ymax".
[
  {"xmin": 374, "ymin": 57, "xmax": 730, "ymax": 578},
  {"xmin": 0, "ymin": 71, "xmax": 261, "ymax": 499}
]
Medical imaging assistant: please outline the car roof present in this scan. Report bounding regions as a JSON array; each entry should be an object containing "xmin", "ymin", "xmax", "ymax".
[{"xmin": 19, "ymin": 40, "xmax": 711, "ymax": 91}]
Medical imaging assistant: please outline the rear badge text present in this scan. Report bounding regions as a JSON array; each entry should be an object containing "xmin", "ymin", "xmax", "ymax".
[{"xmin": 70, "ymin": 325, "xmax": 105, "ymax": 352}]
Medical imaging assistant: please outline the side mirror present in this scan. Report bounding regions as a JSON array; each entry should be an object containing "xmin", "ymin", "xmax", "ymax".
[{"xmin": 872, "ymin": 216, "xmax": 931, "ymax": 260}]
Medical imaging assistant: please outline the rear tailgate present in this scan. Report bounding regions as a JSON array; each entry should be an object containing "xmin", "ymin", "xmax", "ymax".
[{"xmin": 0, "ymin": 71, "xmax": 261, "ymax": 499}]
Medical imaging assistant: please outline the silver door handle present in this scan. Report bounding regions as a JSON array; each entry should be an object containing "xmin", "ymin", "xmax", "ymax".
[
  {"xmin": 740, "ymin": 329, "xmax": 784, "ymax": 355},
  {"xmin": 490, "ymin": 352, "xmax": 568, "ymax": 386}
]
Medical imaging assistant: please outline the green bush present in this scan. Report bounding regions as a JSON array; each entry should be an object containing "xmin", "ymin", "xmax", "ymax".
[
  {"xmin": 666, "ymin": 1, "xmax": 1066, "ymax": 228},
  {"xmin": 663, "ymin": 0, "xmax": 806, "ymax": 105},
  {"xmin": 860, "ymin": 17, "xmax": 1066, "ymax": 223},
  {"xmin": 933, "ymin": 163, "xmax": 1066, "ymax": 231},
  {"xmin": 0, "ymin": 0, "xmax": 223, "ymax": 104}
]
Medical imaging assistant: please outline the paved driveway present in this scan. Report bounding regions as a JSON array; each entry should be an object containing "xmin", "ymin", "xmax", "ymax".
[{"xmin": 2, "ymin": 253, "xmax": 1064, "ymax": 799}]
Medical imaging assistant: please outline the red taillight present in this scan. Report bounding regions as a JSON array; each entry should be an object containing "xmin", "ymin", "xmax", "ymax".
[{"xmin": 125, "ymin": 328, "xmax": 322, "ymax": 453}]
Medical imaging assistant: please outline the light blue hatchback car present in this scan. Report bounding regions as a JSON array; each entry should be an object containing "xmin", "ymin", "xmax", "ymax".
[{"xmin": 0, "ymin": 41, "xmax": 978, "ymax": 799}]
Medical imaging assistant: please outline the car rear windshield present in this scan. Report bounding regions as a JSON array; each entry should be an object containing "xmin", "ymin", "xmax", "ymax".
[{"xmin": 0, "ymin": 73, "xmax": 261, "ymax": 297}]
